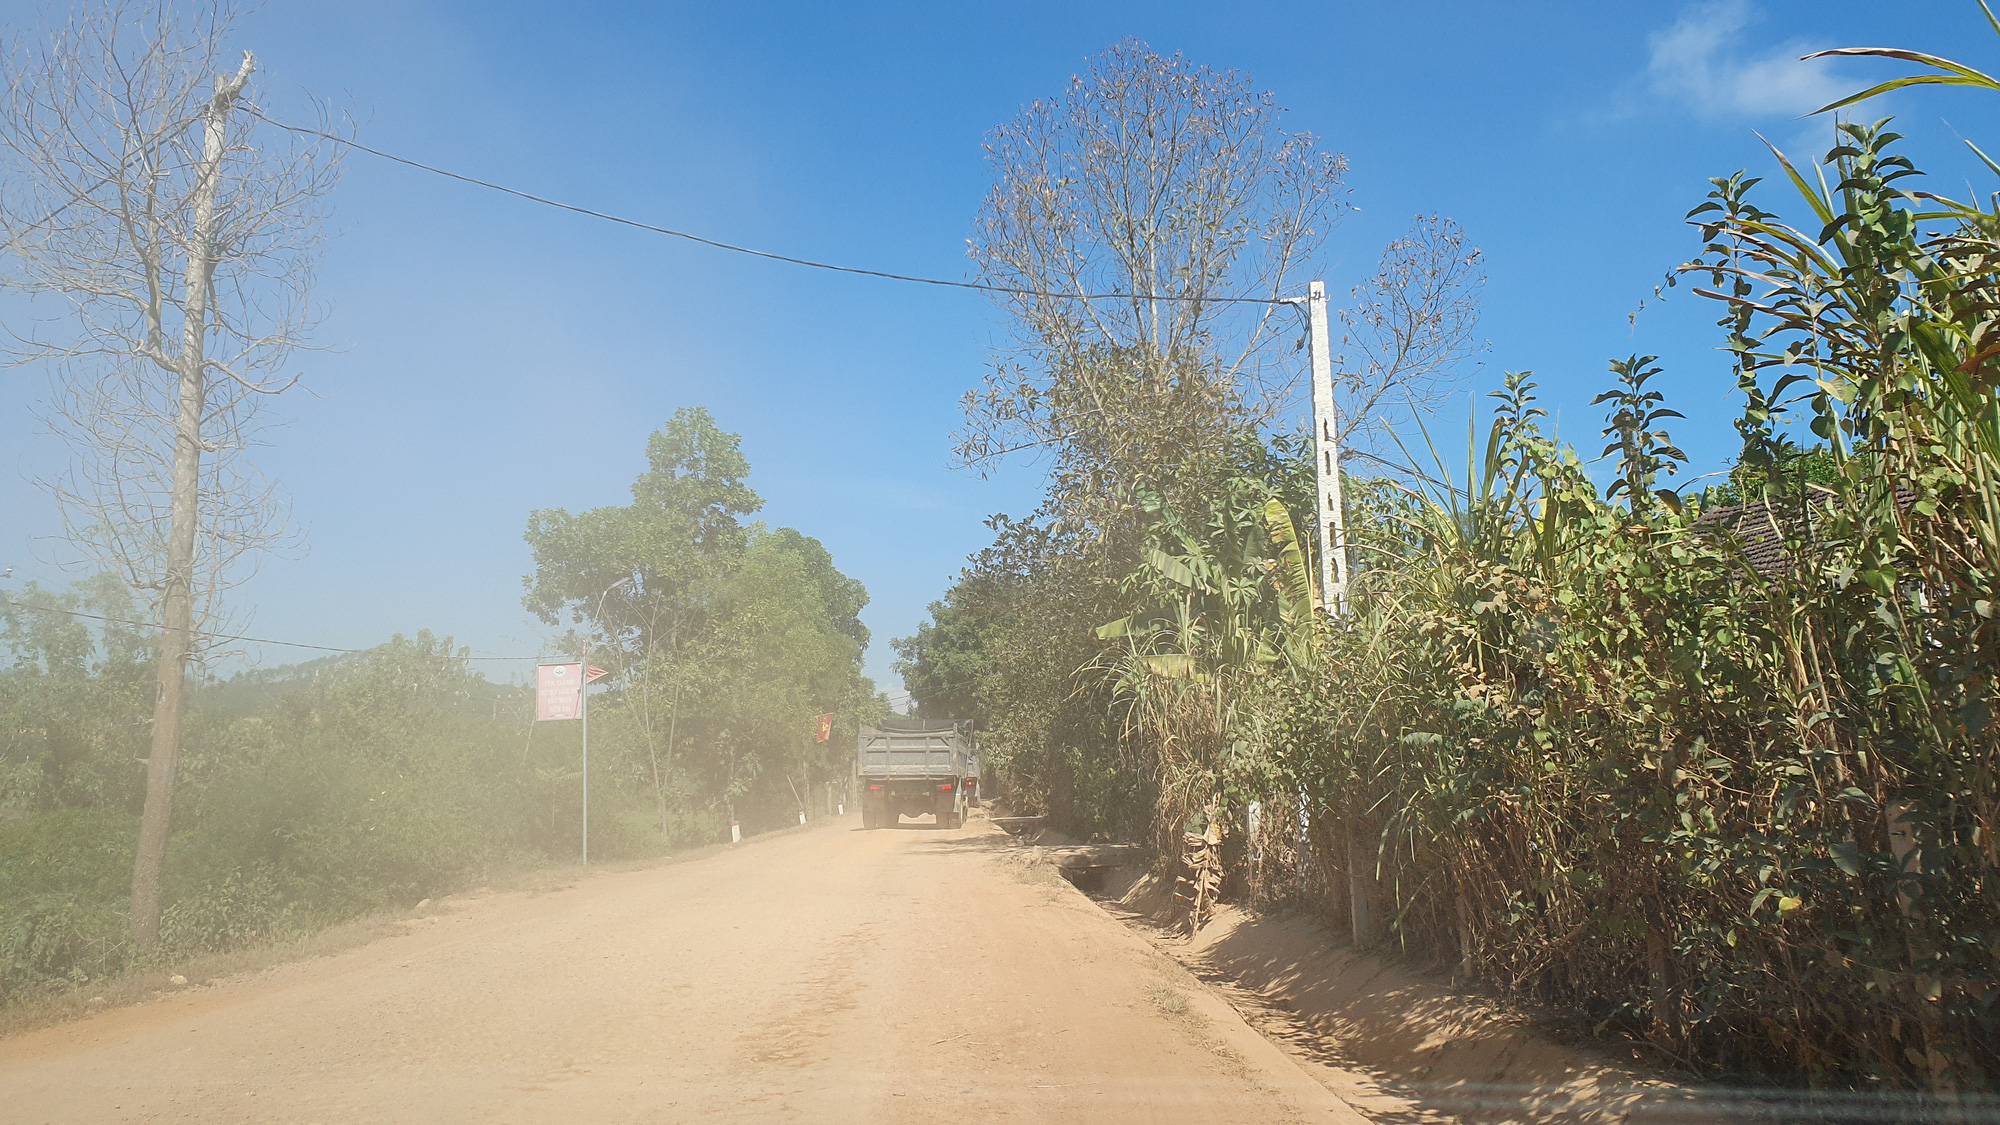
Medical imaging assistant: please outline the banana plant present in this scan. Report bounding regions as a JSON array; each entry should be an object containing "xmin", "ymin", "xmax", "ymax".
[{"xmin": 1094, "ymin": 465, "xmax": 1335, "ymax": 687}]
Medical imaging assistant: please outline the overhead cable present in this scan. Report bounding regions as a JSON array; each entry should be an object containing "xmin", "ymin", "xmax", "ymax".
[{"xmin": 246, "ymin": 110, "xmax": 1294, "ymax": 306}]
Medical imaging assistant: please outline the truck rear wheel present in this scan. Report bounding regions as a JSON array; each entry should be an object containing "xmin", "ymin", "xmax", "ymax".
[{"xmin": 936, "ymin": 800, "xmax": 959, "ymax": 830}]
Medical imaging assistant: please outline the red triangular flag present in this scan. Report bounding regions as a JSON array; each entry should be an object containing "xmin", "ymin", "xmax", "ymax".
[{"xmin": 585, "ymin": 665, "xmax": 610, "ymax": 683}]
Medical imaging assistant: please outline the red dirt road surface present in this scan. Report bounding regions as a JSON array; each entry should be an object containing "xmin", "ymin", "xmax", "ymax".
[{"xmin": 0, "ymin": 813, "xmax": 1369, "ymax": 1123}]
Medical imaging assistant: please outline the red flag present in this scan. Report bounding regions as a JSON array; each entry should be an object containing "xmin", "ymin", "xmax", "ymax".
[
  {"xmin": 585, "ymin": 665, "xmax": 610, "ymax": 684},
  {"xmin": 814, "ymin": 712, "xmax": 835, "ymax": 743}
]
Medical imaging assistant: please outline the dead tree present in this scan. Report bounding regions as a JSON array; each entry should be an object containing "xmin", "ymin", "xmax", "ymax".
[
  {"xmin": 0, "ymin": 1, "xmax": 342, "ymax": 951},
  {"xmin": 959, "ymin": 38, "xmax": 1349, "ymax": 518}
]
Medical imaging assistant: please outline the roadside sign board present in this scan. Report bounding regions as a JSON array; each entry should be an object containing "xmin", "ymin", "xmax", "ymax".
[{"xmin": 536, "ymin": 662, "xmax": 583, "ymax": 721}]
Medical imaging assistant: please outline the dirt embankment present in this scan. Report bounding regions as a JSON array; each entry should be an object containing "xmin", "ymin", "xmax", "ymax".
[{"xmin": 1076, "ymin": 862, "xmax": 1728, "ymax": 1125}]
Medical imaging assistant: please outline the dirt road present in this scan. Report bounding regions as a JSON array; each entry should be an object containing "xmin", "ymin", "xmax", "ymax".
[{"xmin": 0, "ymin": 813, "xmax": 1367, "ymax": 1123}]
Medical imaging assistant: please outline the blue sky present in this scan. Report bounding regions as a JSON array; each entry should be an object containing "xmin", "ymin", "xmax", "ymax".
[{"xmin": 1, "ymin": 1, "xmax": 1993, "ymax": 702}]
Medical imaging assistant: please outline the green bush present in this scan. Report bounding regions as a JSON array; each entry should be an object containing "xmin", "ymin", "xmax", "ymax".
[
  {"xmin": 159, "ymin": 867, "xmax": 293, "ymax": 955},
  {"xmin": 0, "ymin": 808, "xmax": 136, "ymax": 1001},
  {"xmin": 0, "ymin": 413, "xmax": 883, "ymax": 1003},
  {"xmin": 0, "ymin": 892, "xmax": 128, "ymax": 999}
]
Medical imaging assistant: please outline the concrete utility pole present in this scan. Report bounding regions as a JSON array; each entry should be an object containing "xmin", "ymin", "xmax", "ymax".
[
  {"xmin": 1303, "ymin": 279, "xmax": 1371, "ymax": 949},
  {"xmin": 1305, "ymin": 280, "xmax": 1351, "ymax": 618}
]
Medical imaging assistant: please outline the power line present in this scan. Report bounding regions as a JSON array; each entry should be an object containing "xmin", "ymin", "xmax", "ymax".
[
  {"xmin": 0, "ymin": 597, "xmax": 543, "ymax": 662},
  {"xmin": 247, "ymin": 110, "xmax": 1295, "ymax": 307}
]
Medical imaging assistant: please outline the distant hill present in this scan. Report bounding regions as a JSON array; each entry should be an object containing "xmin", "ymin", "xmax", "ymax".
[
  {"xmin": 196, "ymin": 648, "xmax": 521, "ymax": 718},
  {"xmin": 196, "ymin": 652, "xmax": 363, "ymax": 717}
]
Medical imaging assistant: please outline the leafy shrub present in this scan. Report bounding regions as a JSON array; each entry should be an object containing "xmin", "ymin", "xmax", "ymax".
[
  {"xmin": 0, "ymin": 892, "xmax": 128, "ymax": 1001},
  {"xmin": 0, "ymin": 808, "xmax": 137, "ymax": 1002},
  {"xmin": 159, "ymin": 867, "xmax": 293, "ymax": 955}
]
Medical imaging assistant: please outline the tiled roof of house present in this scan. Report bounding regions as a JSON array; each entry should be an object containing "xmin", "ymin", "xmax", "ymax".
[
  {"xmin": 1691, "ymin": 490, "xmax": 1833, "ymax": 576},
  {"xmin": 1691, "ymin": 485, "xmax": 1910, "ymax": 576}
]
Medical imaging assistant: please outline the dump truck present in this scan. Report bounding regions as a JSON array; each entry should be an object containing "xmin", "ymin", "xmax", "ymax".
[{"xmin": 858, "ymin": 719, "xmax": 979, "ymax": 829}]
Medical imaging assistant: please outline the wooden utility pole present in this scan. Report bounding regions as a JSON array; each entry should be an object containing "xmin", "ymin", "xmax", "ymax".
[
  {"xmin": 1303, "ymin": 279, "xmax": 1371, "ymax": 949},
  {"xmin": 131, "ymin": 53, "xmax": 255, "ymax": 953}
]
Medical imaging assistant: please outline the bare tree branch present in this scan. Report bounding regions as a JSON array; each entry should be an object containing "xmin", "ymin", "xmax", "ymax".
[{"xmin": 1334, "ymin": 213, "xmax": 1486, "ymax": 455}]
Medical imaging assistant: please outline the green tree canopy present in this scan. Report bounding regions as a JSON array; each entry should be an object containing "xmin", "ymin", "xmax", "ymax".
[
  {"xmin": 522, "ymin": 409, "xmax": 881, "ymax": 833},
  {"xmin": 522, "ymin": 406, "xmax": 763, "ymax": 654}
]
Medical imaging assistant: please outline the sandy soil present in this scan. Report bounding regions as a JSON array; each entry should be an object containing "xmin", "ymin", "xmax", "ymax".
[{"xmin": 0, "ymin": 813, "xmax": 1367, "ymax": 1124}]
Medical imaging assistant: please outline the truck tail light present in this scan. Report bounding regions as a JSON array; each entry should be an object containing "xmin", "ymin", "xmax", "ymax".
[
  {"xmin": 868, "ymin": 784, "xmax": 883, "ymax": 791},
  {"xmin": 938, "ymin": 783, "xmax": 954, "ymax": 791}
]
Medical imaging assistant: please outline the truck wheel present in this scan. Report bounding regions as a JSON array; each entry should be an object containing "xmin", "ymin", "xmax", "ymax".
[{"xmin": 937, "ymin": 804, "xmax": 959, "ymax": 830}]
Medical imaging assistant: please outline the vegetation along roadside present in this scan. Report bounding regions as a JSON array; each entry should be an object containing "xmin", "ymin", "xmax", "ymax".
[
  {"xmin": 1, "ymin": 409, "xmax": 881, "ymax": 1013},
  {"xmin": 896, "ymin": 22, "xmax": 2000, "ymax": 1092}
]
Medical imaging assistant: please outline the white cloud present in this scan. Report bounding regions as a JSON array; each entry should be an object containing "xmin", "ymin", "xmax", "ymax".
[{"xmin": 1648, "ymin": 0, "xmax": 1847, "ymax": 118}]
